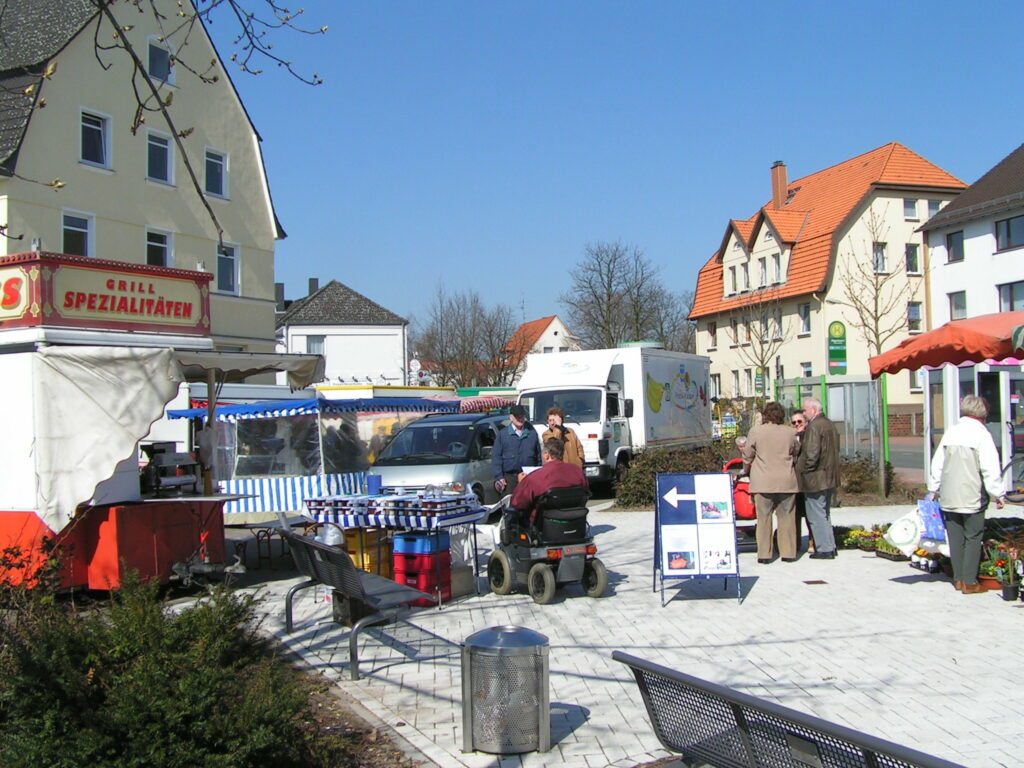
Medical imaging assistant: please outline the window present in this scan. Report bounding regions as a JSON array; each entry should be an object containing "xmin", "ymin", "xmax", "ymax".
[
  {"xmin": 772, "ymin": 309, "xmax": 783, "ymax": 340},
  {"xmin": 909, "ymin": 369, "xmax": 923, "ymax": 393},
  {"xmin": 744, "ymin": 369, "xmax": 753, "ymax": 396},
  {"xmin": 731, "ymin": 370, "xmax": 740, "ymax": 397},
  {"xmin": 146, "ymin": 132, "xmax": 172, "ymax": 183},
  {"xmin": 741, "ymin": 316, "xmax": 750, "ymax": 343},
  {"xmin": 946, "ymin": 231, "xmax": 964, "ymax": 263},
  {"xmin": 927, "ymin": 200, "xmax": 941, "ymax": 218},
  {"xmin": 80, "ymin": 111, "xmax": 109, "ymax": 167},
  {"xmin": 907, "ymin": 301, "xmax": 922, "ymax": 332},
  {"xmin": 729, "ymin": 317, "xmax": 739, "ymax": 345},
  {"xmin": 903, "ymin": 198, "xmax": 918, "ymax": 220},
  {"xmin": 872, "ymin": 242, "xmax": 887, "ymax": 273},
  {"xmin": 764, "ymin": 231, "xmax": 774, "ymax": 241},
  {"xmin": 62, "ymin": 211, "xmax": 93, "ymax": 257},
  {"xmin": 905, "ymin": 243, "xmax": 920, "ymax": 274},
  {"xmin": 205, "ymin": 149, "xmax": 227, "ymax": 197},
  {"xmin": 707, "ymin": 321, "xmax": 717, "ymax": 350},
  {"xmin": 758, "ymin": 257, "xmax": 767, "ymax": 287},
  {"xmin": 710, "ymin": 373, "xmax": 721, "ymax": 399},
  {"xmin": 307, "ymin": 335, "xmax": 325, "ymax": 355},
  {"xmin": 771, "ymin": 253, "xmax": 781, "ymax": 283},
  {"xmin": 998, "ymin": 280, "xmax": 1024, "ymax": 311},
  {"xmin": 801, "ymin": 362, "xmax": 812, "ymax": 378},
  {"xmin": 146, "ymin": 230, "xmax": 170, "ymax": 267},
  {"xmin": 727, "ymin": 266, "xmax": 736, "ymax": 294},
  {"xmin": 948, "ymin": 291, "xmax": 966, "ymax": 321},
  {"xmin": 996, "ymin": 214, "xmax": 1024, "ymax": 251},
  {"xmin": 798, "ymin": 302, "xmax": 811, "ymax": 335},
  {"xmin": 147, "ymin": 40, "xmax": 174, "ymax": 85},
  {"xmin": 739, "ymin": 263, "xmax": 749, "ymax": 291},
  {"xmin": 543, "ymin": 346, "xmax": 553, "ymax": 353},
  {"xmin": 216, "ymin": 244, "xmax": 238, "ymax": 293}
]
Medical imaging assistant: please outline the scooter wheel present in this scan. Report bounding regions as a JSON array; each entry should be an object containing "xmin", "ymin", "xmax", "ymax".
[
  {"xmin": 582, "ymin": 558, "xmax": 608, "ymax": 598},
  {"xmin": 528, "ymin": 563, "xmax": 556, "ymax": 604},
  {"xmin": 488, "ymin": 550, "xmax": 514, "ymax": 595}
]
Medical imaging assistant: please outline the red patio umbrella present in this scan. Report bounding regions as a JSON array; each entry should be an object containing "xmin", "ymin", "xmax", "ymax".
[{"xmin": 868, "ymin": 310, "xmax": 1024, "ymax": 378}]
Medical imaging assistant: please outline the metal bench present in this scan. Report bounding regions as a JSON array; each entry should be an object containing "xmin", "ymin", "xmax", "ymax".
[
  {"xmin": 613, "ymin": 651, "xmax": 965, "ymax": 768},
  {"xmin": 283, "ymin": 528, "xmax": 435, "ymax": 680}
]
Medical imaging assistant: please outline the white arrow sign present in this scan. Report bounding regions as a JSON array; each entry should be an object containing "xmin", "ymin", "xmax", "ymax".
[{"xmin": 662, "ymin": 486, "xmax": 696, "ymax": 508}]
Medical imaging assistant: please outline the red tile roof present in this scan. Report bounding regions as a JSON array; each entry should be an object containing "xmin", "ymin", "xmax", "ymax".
[
  {"xmin": 690, "ymin": 142, "xmax": 965, "ymax": 319},
  {"xmin": 504, "ymin": 315, "xmax": 557, "ymax": 365}
]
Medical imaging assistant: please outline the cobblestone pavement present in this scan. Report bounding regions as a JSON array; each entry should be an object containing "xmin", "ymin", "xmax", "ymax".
[{"xmin": 240, "ymin": 504, "xmax": 1024, "ymax": 768}]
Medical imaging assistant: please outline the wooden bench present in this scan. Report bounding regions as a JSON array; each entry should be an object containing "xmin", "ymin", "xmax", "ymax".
[
  {"xmin": 282, "ymin": 528, "xmax": 435, "ymax": 681},
  {"xmin": 612, "ymin": 651, "xmax": 965, "ymax": 768}
]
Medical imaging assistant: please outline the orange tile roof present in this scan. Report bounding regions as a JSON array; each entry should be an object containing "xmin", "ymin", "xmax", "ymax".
[
  {"xmin": 505, "ymin": 315, "xmax": 557, "ymax": 365},
  {"xmin": 690, "ymin": 142, "xmax": 965, "ymax": 319}
]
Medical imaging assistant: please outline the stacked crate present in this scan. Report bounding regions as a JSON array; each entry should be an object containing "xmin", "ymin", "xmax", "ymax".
[
  {"xmin": 345, "ymin": 528, "xmax": 392, "ymax": 578},
  {"xmin": 392, "ymin": 532, "xmax": 452, "ymax": 606}
]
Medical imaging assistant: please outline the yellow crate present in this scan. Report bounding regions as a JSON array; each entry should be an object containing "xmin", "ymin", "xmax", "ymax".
[{"xmin": 345, "ymin": 528, "xmax": 391, "ymax": 577}]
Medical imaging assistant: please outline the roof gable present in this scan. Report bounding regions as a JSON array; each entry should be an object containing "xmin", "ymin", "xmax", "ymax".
[
  {"xmin": 922, "ymin": 143, "xmax": 1024, "ymax": 231},
  {"xmin": 506, "ymin": 316, "xmax": 556, "ymax": 353},
  {"xmin": 691, "ymin": 142, "xmax": 965, "ymax": 319},
  {"xmin": 276, "ymin": 280, "xmax": 407, "ymax": 327}
]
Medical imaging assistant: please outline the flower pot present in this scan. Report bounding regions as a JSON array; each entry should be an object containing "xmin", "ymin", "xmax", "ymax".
[
  {"xmin": 1001, "ymin": 584, "xmax": 1020, "ymax": 602},
  {"xmin": 976, "ymin": 575, "xmax": 1001, "ymax": 591}
]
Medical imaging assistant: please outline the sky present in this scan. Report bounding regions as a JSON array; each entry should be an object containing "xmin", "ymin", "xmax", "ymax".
[{"xmin": 209, "ymin": 1, "xmax": 1024, "ymax": 332}]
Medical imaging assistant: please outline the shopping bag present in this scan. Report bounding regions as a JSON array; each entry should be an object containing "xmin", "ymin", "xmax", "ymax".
[{"xmin": 917, "ymin": 499, "xmax": 947, "ymax": 544}]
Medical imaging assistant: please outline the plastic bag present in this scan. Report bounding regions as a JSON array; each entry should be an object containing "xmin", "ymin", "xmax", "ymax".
[{"xmin": 882, "ymin": 501, "xmax": 950, "ymax": 557}]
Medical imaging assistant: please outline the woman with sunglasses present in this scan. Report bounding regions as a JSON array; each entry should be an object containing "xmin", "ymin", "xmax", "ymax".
[{"xmin": 790, "ymin": 411, "xmax": 813, "ymax": 553}]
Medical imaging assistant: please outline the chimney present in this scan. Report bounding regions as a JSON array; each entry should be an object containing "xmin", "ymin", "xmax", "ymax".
[
  {"xmin": 308, "ymin": 277, "xmax": 319, "ymax": 295},
  {"xmin": 274, "ymin": 282, "xmax": 285, "ymax": 312},
  {"xmin": 771, "ymin": 161, "xmax": 787, "ymax": 209}
]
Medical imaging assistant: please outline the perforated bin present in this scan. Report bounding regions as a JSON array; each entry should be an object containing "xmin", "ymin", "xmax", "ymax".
[{"xmin": 461, "ymin": 626, "xmax": 550, "ymax": 754}]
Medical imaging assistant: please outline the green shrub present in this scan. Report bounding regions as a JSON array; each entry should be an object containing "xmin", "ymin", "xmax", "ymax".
[
  {"xmin": 615, "ymin": 442, "xmax": 732, "ymax": 508},
  {"xmin": 0, "ymin": 573, "xmax": 357, "ymax": 768},
  {"xmin": 839, "ymin": 454, "xmax": 894, "ymax": 495}
]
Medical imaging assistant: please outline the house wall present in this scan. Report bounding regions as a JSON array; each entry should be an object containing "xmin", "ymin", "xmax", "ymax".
[
  {"xmin": 0, "ymin": 2, "xmax": 277, "ymax": 351},
  {"xmin": 531, "ymin": 317, "xmax": 579, "ymax": 353},
  {"xmin": 699, "ymin": 192, "xmax": 957, "ymax": 407},
  {"xmin": 284, "ymin": 324, "xmax": 407, "ymax": 384},
  {"xmin": 926, "ymin": 206, "xmax": 1024, "ymax": 323}
]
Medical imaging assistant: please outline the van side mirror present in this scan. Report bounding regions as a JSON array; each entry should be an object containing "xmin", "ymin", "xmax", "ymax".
[{"xmin": 624, "ymin": 399, "xmax": 634, "ymax": 418}]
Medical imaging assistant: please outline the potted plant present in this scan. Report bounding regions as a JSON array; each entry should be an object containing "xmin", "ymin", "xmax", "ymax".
[{"xmin": 994, "ymin": 544, "xmax": 1020, "ymax": 601}]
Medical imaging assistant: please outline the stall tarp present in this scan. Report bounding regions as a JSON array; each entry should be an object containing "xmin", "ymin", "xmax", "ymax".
[
  {"xmin": 33, "ymin": 346, "xmax": 181, "ymax": 534},
  {"xmin": 175, "ymin": 350, "xmax": 325, "ymax": 390},
  {"xmin": 167, "ymin": 397, "xmax": 460, "ymax": 422}
]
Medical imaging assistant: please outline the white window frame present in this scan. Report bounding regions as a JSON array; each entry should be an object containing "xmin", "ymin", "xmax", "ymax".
[
  {"xmin": 307, "ymin": 335, "xmax": 325, "ymax": 355},
  {"xmin": 758, "ymin": 257, "xmax": 767, "ymax": 287},
  {"xmin": 948, "ymin": 291, "xmax": 967, "ymax": 321},
  {"xmin": 744, "ymin": 369, "xmax": 753, "ymax": 396},
  {"xmin": 903, "ymin": 198, "xmax": 918, "ymax": 220},
  {"xmin": 909, "ymin": 369, "xmax": 924, "ymax": 393},
  {"xmin": 801, "ymin": 361, "xmax": 813, "ymax": 378},
  {"xmin": 80, "ymin": 109, "xmax": 111, "ymax": 169},
  {"xmin": 145, "ymin": 228, "xmax": 173, "ymax": 267},
  {"xmin": 216, "ymin": 242, "xmax": 240, "ymax": 295},
  {"xmin": 731, "ymin": 370, "xmax": 740, "ymax": 397},
  {"xmin": 904, "ymin": 243, "xmax": 920, "ymax": 275},
  {"xmin": 710, "ymin": 373, "xmax": 721, "ymax": 399},
  {"xmin": 729, "ymin": 317, "xmax": 739, "ymax": 346},
  {"xmin": 62, "ymin": 209, "xmax": 95, "ymax": 258},
  {"xmin": 907, "ymin": 301, "xmax": 922, "ymax": 333},
  {"xmin": 204, "ymin": 147, "xmax": 228, "ymax": 198},
  {"xmin": 927, "ymin": 200, "xmax": 941, "ymax": 219},
  {"xmin": 147, "ymin": 37, "xmax": 175, "ymax": 86},
  {"xmin": 872, "ymin": 242, "xmax": 888, "ymax": 274},
  {"xmin": 771, "ymin": 253, "xmax": 781, "ymax": 284},
  {"xmin": 798, "ymin": 303, "xmax": 811, "ymax": 336},
  {"xmin": 146, "ymin": 130, "xmax": 174, "ymax": 185},
  {"xmin": 707, "ymin": 321, "xmax": 717, "ymax": 350},
  {"xmin": 772, "ymin": 309, "xmax": 783, "ymax": 340},
  {"xmin": 739, "ymin": 263, "xmax": 749, "ymax": 292}
]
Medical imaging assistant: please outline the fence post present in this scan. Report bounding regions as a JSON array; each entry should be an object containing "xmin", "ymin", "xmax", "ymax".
[
  {"xmin": 879, "ymin": 373, "xmax": 889, "ymax": 496},
  {"xmin": 819, "ymin": 375, "xmax": 827, "ymax": 414}
]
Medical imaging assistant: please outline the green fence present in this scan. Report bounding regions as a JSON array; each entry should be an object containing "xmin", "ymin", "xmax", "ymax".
[{"xmin": 774, "ymin": 375, "xmax": 883, "ymax": 461}]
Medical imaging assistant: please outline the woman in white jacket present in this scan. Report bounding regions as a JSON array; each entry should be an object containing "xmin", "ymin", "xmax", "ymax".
[{"xmin": 927, "ymin": 395, "xmax": 1006, "ymax": 594}]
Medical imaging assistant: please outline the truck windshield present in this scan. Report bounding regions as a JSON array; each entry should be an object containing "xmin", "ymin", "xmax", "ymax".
[
  {"xmin": 519, "ymin": 389, "xmax": 602, "ymax": 424},
  {"xmin": 374, "ymin": 421, "xmax": 476, "ymax": 464}
]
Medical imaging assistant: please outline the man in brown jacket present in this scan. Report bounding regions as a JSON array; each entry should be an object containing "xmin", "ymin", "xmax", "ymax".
[{"xmin": 795, "ymin": 397, "xmax": 840, "ymax": 559}]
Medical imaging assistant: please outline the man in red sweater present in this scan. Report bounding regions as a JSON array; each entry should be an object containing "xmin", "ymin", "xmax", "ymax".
[{"xmin": 510, "ymin": 437, "xmax": 588, "ymax": 522}]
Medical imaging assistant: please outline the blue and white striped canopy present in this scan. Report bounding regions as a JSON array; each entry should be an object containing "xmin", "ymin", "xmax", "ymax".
[{"xmin": 167, "ymin": 397, "xmax": 460, "ymax": 423}]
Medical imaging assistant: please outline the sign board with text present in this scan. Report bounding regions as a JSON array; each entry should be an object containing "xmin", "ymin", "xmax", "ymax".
[{"xmin": 827, "ymin": 321, "xmax": 847, "ymax": 374}]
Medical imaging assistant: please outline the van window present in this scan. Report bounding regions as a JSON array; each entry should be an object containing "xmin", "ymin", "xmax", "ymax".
[
  {"xmin": 519, "ymin": 389, "xmax": 602, "ymax": 423},
  {"xmin": 375, "ymin": 420, "xmax": 480, "ymax": 463}
]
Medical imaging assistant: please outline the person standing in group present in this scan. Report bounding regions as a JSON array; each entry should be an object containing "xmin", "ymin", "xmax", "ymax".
[
  {"xmin": 741, "ymin": 401, "xmax": 800, "ymax": 563},
  {"xmin": 542, "ymin": 407, "xmax": 585, "ymax": 468},
  {"xmin": 795, "ymin": 397, "xmax": 840, "ymax": 559},
  {"xmin": 927, "ymin": 395, "xmax": 1006, "ymax": 594},
  {"xmin": 492, "ymin": 404, "xmax": 542, "ymax": 496},
  {"xmin": 790, "ymin": 409, "xmax": 812, "ymax": 553}
]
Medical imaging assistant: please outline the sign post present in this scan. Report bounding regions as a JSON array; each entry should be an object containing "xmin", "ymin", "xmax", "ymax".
[{"xmin": 653, "ymin": 472, "xmax": 741, "ymax": 605}]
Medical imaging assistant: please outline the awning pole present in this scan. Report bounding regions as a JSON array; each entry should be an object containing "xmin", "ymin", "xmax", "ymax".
[{"xmin": 204, "ymin": 369, "xmax": 216, "ymax": 495}]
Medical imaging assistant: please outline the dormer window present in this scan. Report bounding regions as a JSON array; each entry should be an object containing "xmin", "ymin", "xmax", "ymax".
[
  {"xmin": 732, "ymin": 241, "xmax": 742, "ymax": 250},
  {"xmin": 764, "ymin": 231, "xmax": 774, "ymax": 241}
]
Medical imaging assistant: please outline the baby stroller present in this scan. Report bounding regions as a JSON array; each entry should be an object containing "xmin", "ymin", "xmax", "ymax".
[
  {"xmin": 723, "ymin": 458, "xmax": 757, "ymax": 533},
  {"xmin": 487, "ymin": 487, "xmax": 607, "ymax": 605}
]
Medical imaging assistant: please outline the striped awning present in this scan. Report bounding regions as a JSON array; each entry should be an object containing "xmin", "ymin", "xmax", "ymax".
[{"xmin": 168, "ymin": 397, "xmax": 461, "ymax": 423}]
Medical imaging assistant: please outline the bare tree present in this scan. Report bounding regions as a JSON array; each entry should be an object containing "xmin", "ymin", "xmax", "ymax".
[
  {"xmin": 726, "ymin": 288, "xmax": 791, "ymax": 397},
  {"xmin": 561, "ymin": 241, "xmax": 692, "ymax": 350},
  {"xmin": 0, "ymin": 0, "xmax": 325, "ymax": 243},
  {"xmin": 837, "ymin": 207, "xmax": 917, "ymax": 356}
]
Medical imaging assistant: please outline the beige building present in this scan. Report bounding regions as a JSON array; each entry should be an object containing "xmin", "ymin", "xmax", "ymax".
[
  {"xmin": 690, "ymin": 143, "xmax": 965, "ymax": 423},
  {"xmin": 0, "ymin": 0, "xmax": 281, "ymax": 351}
]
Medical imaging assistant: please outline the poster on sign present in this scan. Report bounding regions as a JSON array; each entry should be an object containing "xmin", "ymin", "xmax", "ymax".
[{"xmin": 654, "ymin": 472, "xmax": 740, "ymax": 604}]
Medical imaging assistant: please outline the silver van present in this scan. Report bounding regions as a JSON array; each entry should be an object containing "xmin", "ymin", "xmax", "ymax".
[{"xmin": 371, "ymin": 412, "xmax": 509, "ymax": 504}]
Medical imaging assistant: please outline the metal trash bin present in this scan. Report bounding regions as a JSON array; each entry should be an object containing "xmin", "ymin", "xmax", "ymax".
[{"xmin": 461, "ymin": 625, "xmax": 550, "ymax": 754}]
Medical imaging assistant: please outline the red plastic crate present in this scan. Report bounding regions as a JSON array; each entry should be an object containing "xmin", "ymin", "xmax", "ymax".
[
  {"xmin": 392, "ymin": 550, "xmax": 451, "ymax": 577},
  {"xmin": 396, "ymin": 567, "xmax": 451, "ymax": 592}
]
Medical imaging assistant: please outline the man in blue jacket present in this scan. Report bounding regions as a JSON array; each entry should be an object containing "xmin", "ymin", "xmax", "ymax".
[{"xmin": 492, "ymin": 404, "xmax": 542, "ymax": 495}]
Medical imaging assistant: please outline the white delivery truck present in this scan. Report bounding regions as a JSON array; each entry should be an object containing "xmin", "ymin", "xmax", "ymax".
[{"xmin": 516, "ymin": 345, "xmax": 712, "ymax": 484}]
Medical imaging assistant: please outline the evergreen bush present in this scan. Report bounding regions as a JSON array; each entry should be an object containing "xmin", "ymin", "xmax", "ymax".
[{"xmin": 615, "ymin": 442, "xmax": 731, "ymax": 508}]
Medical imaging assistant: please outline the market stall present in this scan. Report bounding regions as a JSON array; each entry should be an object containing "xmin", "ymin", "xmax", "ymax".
[{"xmin": 0, "ymin": 252, "xmax": 323, "ymax": 589}]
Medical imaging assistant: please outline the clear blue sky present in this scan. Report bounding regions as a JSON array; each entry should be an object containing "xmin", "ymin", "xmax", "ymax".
[{"xmin": 213, "ymin": 1, "xmax": 1024, "ymax": 329}]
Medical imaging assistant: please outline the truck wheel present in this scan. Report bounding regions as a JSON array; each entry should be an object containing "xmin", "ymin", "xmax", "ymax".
[
  {"xmin": 582, "ymin": 558, "xmax": 608, "ymax": 598},
  {"xmin": 488, "ymin": 550, "xmax": 514, "ymax": 595},
  {"xmin": 527, "ymin": 563, "xmax": 556, "ymax": 604}
]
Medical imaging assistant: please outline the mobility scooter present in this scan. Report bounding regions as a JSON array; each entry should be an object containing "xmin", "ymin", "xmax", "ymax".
[{"xmin": 486, "ymin": 487, "xmax": 607, "ymax": 605}]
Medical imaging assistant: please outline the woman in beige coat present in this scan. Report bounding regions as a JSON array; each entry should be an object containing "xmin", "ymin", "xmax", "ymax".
[
  {"xmin": 541, "ymin": 407, "xmax": 585, "ymax": 468},
  {"xmin": 741, "ymin": 401, "xmax": 800, "ymax": 563}
]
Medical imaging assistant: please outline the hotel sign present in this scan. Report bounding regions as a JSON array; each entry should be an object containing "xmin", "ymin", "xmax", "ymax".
[{"xmin": 0, "ymin": 252, "xmax": 211, "ymax": 336}]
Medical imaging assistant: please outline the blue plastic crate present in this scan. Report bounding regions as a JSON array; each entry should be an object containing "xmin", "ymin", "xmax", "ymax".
[{"xmin": 393, "ymin": 531, "xmax": 450, "ymax": 554}]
